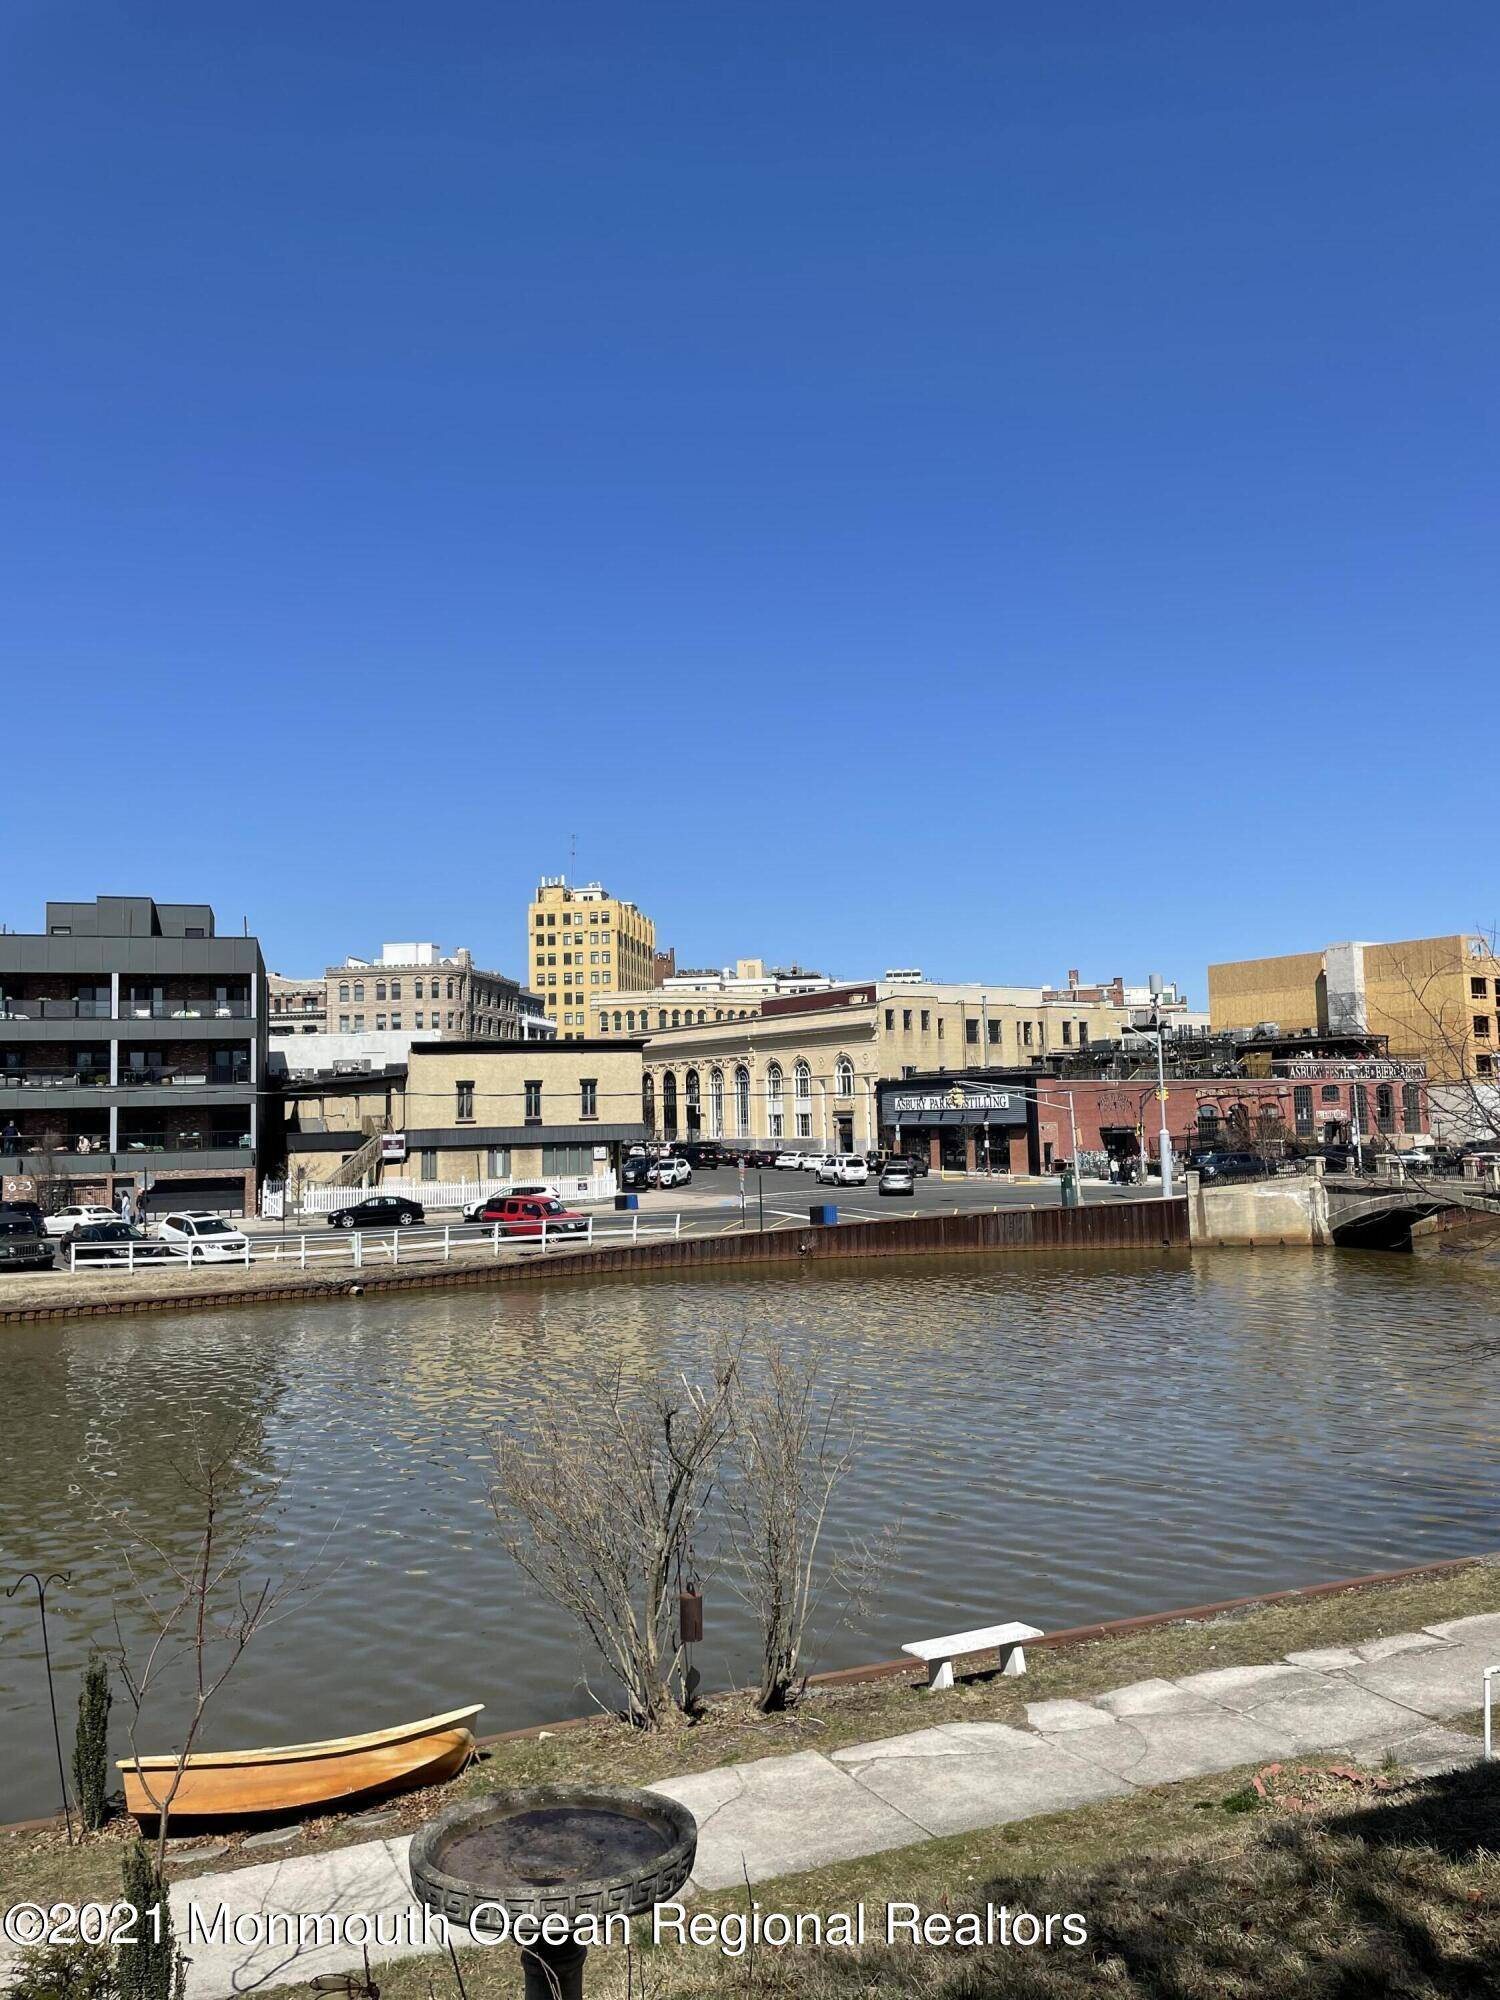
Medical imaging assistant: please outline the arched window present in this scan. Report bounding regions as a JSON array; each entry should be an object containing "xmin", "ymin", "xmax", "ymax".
[
  {"xmin": 662, "ymin": 1071, "xmax": 679, "ymax": 1139},
  {"xmin": 671, "ymin": 1009, "xmax": 681, "ymax": 1027},
  {"xmin": 643, "ymin": 1074, "xmax": 656, "ymax": 1131},
  {"xmin": 697, "ymin": 1009, "xmax": 707, "ymax": 1023},
  {"xmin": 658, "ymin": 1010, "xmax": 667, "ymax": 1029},
  {"xmin": 612, "ymin": 1011, "xmax": 622, "ymax": 1031},
  {"xmin": 710, "ymin": 1068, "xmax": 724, "ymax": 1138},
  {"xmin": 794, "ymin": 1060, "xmax": 811, "ymax": 1099},
  {"xmin": 734, "ymin": 1064, "xmax": 751, "ymax": 1136},
  {"xmin": 766, "ymin": 1062, "xmax": 785, "ymax": 1141},
  {"xmin": 836, "ymin": 1056, "xmax": 854, "ymax": 1097},
  {"xmin": 685, "ymin": 1068, "xmax": 701, "ymax": 1134}
]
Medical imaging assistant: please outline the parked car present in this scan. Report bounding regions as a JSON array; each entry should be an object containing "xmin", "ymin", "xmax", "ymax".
[
  {"xmin": 156, "ymin": 1212, "xmax": 253, "ymax": 1258},
  {"xmin": 324, "ymin": 1195, "xmax": 425, "ymax": 1231},
  {"xmin": 66, "ymin": 1221, "xmax": 175, "ymax": 1263},
  {"xmin": 0, "ymin": 1212, "xmax": 55, "ymax": 1271},
  {"xmin": 773, "ymin": 1150, "xmax": 804, "ymax": 1170},
  {"xmin": 620, "ymin": 1156, "xmax": 654, "ymax": 1191},
  {"xmin": 676, "ymin": 1142, "xmax": 721, "ymax": 1170},
  {"xmin": 882, "ymin": 1152, "xmax": 929, "ymax": 1178},
  {"xmin": 743, "ymin": 1149, "xmax": 776, "ymax": 1169},
  {"xmin": 462, "ymin": 1183, "xmax": 553, "ymax": 1220},
  {"xmin": 480, "ymin": 1195, "xmax": 589, "ymax": 1237},
  {"xmin": 655, "ymin": 1157, "xmax": 692, "ymax": 1188},
  {"xmin": 878, "ymin": 1160, "xmax": 916, "ymax": 1196},
  {"xmin": 2, "ymin": 1198, "xmax": 51, "ymax": 1234},
  {"xmin": 817, "ymin": 1154, "xmax": 869, "ymax": 1186},
  {"xmin": 1189, "ymin": 1151, "xmax": 1266, "ymax": 1183},
  {"xmin": 43, "ymin": 1202, "xmax": 119, "ymax": 1237}
]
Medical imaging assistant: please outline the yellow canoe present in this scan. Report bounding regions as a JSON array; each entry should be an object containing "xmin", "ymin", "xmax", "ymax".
[{"xmin": 118, "ymin": 1704, "xmax": 482, "ymax": 1823}]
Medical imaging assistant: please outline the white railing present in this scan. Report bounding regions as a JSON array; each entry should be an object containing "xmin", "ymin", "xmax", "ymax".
[
  {"xmin": 279, "ymin": 1173, "xmax": 617, "ymax": 1217},
  {"xmin": 68, "ymin": 1239, "xmax": 254, "ymax": 1274},
  {"xmin": 64, "ymin": 1210, "xmax": 682, "ymax": 1278}
]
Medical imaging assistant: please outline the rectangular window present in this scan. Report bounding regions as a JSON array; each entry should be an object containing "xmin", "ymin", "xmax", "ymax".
[
  {"xmin": 456, "ymin": 1081, "xmax": 474, "ymax": 1121},
  {"xmin": 419, "ymin": 1149, "xmax": 438, "ymax": 1179},
  {"xmin": 1293, "ymin": 1085, "xmax": 1313, "ymax": 1137},
  {"xmin": 902, "ymin": 1009, "xmax": 912, "ymax": 1030},
  {"xmin": 524, "ymin": 1079, "xmax": 542, "ymax": 1121},
  {"xmin": 415, "ymin": 979, "xmax": 424, "ymax": 999},
  {"xmin": 390, "ymin": 980, "xmax": 401, "ymax": 1000},
  {"xmin": 339, "ymin": 983, "xmax": 350, "ymax": 1003},
  {"xmin": 1402, "ymin": 1082, "xmax": 1422, "ymax": 1132},
  {"xmin": 987, "ymin": 1020, "xmax": 1000, "ymax": 1045},
  {"xmin": 1022, "ymin": 1021, "xmax": 1034, "ymax": 1047},
  {"xmin": 338, "ymin": 1014, "xmax": 350, "ymax": 1032},
  {"xmin": 390, "ymin": 1014, "xmax": 401, "ymax": 1029},
  {"xmin": 415, "ymin": 1010, "xmax": 424, "ymax": 1028},
  {"xmin": 376, "ymin": 981, "xmax": 386, "ymax": 1001},
  {"xmin": 580, "ymin": 1077, "xmax": 597, "ymax": 1118},
  {"xmin": 1320, "ymin": 1083, "xmax": 1341, "ymax": 1103},
  {"xmin": 353, "ymin": 982, "xmax": 364, "ymax": 1001},
  {"xmin": 1376, "ymin": 1083, "xmax": 1395, "ymax": 1133},
  {"xmin": 1475, "ymin": 1015, "xmax": 1492, "ymax": 1039},
  {"xmin": 376, "ymin": 1013, "xmax": 386, "ymax": 1030},
  {"xmin": 541, "ymin": 1143, "xmax": 592, "ymax": 1176},
  {"xmin": 487, "ymin": 1146, "xmax": 511, "ymax": 1176},
  {"xmin": 1472, "ymin": 977, "xmax": 1489, "ymax": 999},
  {"xmin": 1062, "ymin": 1021, "xmax": 1073, "ymax": 1045},
  {"xmin": 795, "ymin": 1111, "xmax": 811, "ymax": 1138},
  {"xmin": 936, "ymin": 1018, "xmax": 944, "ymax": 1039},
  {"xmin": 353, "ymin": 1015, "xmax": 365, "ymax": 1030},
  {"xmin": 920, "ymin": 1009, "xmax": 929, "ymax": 1031},
  {"xmin": 1079, "ymin": 1023, "xmax": 1090, "ymax": 1045},
  {"xmin": 965, "ymin": 1019, "xmax": 978, "ymax": 1044},
  {"xmin": 885, "ymin": 1009, "xmax": 894, "ymax": 1029},
  {"xmin": 1477, "ymin": 1054, "xmax": 1494, "ymax": 1077}
]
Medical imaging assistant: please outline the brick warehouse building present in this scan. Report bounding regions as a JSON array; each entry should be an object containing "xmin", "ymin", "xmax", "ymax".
[{"xmin": 878, "ymin": 1048, "xmax": 1429, "ymax": 1176}]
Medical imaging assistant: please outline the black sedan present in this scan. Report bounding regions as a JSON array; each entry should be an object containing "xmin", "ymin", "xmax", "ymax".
[
  {"xmin": 67, "ymin": 1221, "xmax": 175, "ymax": 1262},
  {"xmin": 327, "ymin": 1194, "xmax": 425, "ymax": 1229}
]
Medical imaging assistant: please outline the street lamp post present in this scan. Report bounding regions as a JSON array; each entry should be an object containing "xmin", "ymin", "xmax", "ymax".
[{"xmin": 1129, "ymin": 1006, "xmax": 1175, "ymax": 1201}]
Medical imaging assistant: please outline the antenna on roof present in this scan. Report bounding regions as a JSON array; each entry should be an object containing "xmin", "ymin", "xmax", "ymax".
[{"xmin": 569, "ymin": 830, "xmax": 577, "ymax": 879}]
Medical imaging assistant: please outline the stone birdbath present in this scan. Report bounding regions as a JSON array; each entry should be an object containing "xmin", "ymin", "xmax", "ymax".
[{"xmin": 409, "ymin": 1786, "xmax": 697, "ymax": 2000}]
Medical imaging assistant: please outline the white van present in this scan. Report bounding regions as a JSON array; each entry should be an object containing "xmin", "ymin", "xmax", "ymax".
[{"xmin": 816, "ymin": 1154, "xmax": 869, "ymax": 1186}]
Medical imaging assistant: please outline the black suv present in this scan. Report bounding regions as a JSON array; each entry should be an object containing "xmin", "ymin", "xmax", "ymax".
[
  {"xmin": 0, "ymin": 1212, "xmax": 54, "ymax": 1272},
  {"xmin": 1190, "ymin": 1150, "xmax": 1265, "ymax": 1182}
]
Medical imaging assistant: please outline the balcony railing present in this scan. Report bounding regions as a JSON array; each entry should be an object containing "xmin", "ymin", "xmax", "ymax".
[
  {"xmin": 0, "ymin": 997, "xmax": 253, "ymax": 1021},
  {"xmin": 0, "ymin": 1070, "xmax": 111, "ymax": 1089},
  {"xmin": 118, "ymin": 1132, "xmax": 253, "ymax": 1153},
  {"xmin": 0, "ymin": 1066, "xmax": 251, "ymax": 1089},
  {"xmin": 122, "ymin": 999, "xmax": 252, "ymax": 1019},
  {"xmin": 0, "ymin": 999, "xmax": 113, "ymax": 1020}
]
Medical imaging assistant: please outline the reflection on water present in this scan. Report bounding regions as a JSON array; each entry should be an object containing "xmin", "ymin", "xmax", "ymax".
[{"xmin": 3, "ymin": 1249, "xmax": 1499, "ymax": 1820}]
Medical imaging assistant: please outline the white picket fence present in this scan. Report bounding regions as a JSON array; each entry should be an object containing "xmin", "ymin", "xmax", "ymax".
[
  {"xmin": 66, "ymin": 1209, "xmax": 682, "ymax": 1277},
  {"xmin": 265, "ymin": 1172, "xmax": 618, "ymax": 1218}
]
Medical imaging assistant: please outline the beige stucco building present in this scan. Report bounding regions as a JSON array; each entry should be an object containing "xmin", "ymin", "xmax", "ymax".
[
  {"xmin": 528, "ymin": 878, "xmax": 657, "ymax": 1040},
  {"xmin": 640, "ymin": 978, "xmax": 1152, "ymax": 1154},
  {"xmin": 398, "ymin": 1038, "xmax": 647, "ymax": 1182}
]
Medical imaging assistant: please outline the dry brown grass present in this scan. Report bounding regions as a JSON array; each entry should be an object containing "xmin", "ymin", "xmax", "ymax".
[{"xmin": 366, "ymin": 1756, "xmax": 1500, "ymax": 1999}]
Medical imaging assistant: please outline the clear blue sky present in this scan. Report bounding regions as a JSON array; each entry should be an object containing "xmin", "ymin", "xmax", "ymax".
[{"xmin": 2, "ymin": 3, "xmax": 1494, "ymax": 999}]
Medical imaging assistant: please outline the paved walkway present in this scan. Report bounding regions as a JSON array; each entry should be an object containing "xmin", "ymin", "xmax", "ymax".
[{"xmin": 30, "ymin": 1612, "xmax": 1500, "ymax": 1999}]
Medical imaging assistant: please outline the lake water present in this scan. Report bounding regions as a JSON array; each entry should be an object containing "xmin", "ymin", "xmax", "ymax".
[{"xmin": 4, "ymin": 1247, "xmax": 1499, "ymax": 1821}]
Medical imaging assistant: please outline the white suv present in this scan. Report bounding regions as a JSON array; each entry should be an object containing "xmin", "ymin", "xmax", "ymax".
[
  {"xmin": 817, "ymin": 1154, "xmax": 869, "ymax": 1186},
  {"xmin": 655, "ymin": 1158, "xmax": 692, "ymax": 1188},
  {"xmin": 156, "ymin": 1212, "xmax": 250, "ymax": 1261}
]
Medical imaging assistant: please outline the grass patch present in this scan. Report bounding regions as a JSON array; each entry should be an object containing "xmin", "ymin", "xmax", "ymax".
[
  {"xmin": 364, "ymin": 1755, "xmax": 1500, "ymax": 1998},
  {"xmin": 4, "ymin": 1559, "xmax": 1494, "ymax": 1914}
]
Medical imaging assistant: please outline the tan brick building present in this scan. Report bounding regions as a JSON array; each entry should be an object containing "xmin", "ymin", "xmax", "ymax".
[
  {"xmin": 640, "ymin": 978, "xmax": 1151, "ymax": 1155},
  {"xmin": 527, "ymin": 879, "xmax": 656, "ymax": 1039},
  {"xmin": 397, "ymin": 1038, "xmax": 647, "ymax": 1183}
]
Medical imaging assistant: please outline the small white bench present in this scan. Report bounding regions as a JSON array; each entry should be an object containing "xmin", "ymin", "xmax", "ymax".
[{"xmin": 902, "ymin": 1621, "xmax": 1044, "ymax": 1690}]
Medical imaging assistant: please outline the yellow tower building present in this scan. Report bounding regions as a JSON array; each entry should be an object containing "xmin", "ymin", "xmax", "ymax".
[{"xmin": 527, "ymin": 877, "xmax": 657, "ymax": 1040}]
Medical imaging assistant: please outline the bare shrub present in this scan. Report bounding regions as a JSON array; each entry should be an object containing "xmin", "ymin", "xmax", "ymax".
[
  {"xmin": 724, "ymin": 1344, "xmax": 890, "ymax": 1712},
  {"xmin": 491, "ymin": 1354, "xmax": 738, "ymax": 1729}
]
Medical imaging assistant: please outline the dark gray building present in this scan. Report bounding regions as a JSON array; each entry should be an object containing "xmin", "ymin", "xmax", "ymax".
[{"xmin": 0, "ymin": 897, "xmax": 268, "ymax": 1214}]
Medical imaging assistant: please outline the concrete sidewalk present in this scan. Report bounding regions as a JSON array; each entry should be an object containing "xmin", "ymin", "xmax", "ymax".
[{"xmin": 49, "ymin": 1611, "xmax": 1500, "ymax": 1999}]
